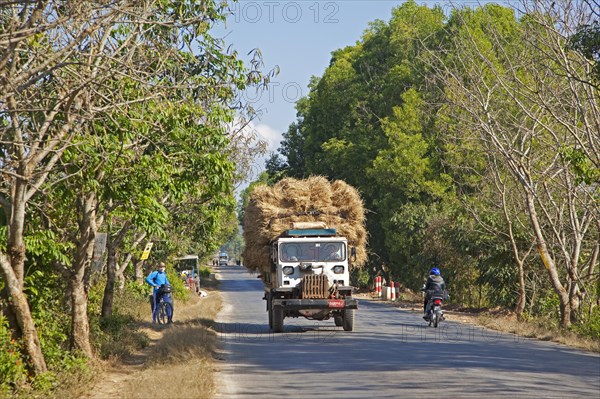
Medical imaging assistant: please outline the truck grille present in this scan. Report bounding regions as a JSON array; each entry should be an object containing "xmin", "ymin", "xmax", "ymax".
[{"xmin": 301, "ymin": 274, "xmax": 329, "ymax": 299}]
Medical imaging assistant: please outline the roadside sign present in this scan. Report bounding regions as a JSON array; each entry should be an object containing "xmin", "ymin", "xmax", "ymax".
[
  {"xmin": 92, "ymin": 233, "xmax": 107, "ymax": 273},
  {"xmin": 140, "ymin": 242, "xmax": 153, "ymax": 260}
]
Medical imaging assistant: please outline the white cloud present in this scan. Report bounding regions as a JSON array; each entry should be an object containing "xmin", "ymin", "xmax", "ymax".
[
  {"xmin": 252, "ymin": 121, "xmax": 283, "ymax": 154},
  {"xmin": 230, "ymin": 118, "xmax": 284, "ymax": 196}
]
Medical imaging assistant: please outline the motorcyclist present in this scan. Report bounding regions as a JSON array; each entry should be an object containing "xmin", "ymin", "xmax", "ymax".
[
  {"xmin": 145, "ymin": 262, "xmax": 171, "ymax": 323},
  {"xmin": 422, "ymin": 267, "xmax": 446, "ymax": 320}
]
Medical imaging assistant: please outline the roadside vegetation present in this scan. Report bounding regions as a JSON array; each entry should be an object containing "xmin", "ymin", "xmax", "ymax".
[
  {"xmin": 90, "ymin": 273, "xmax": 223, "ymax": 399},
  {"xmin": 253, "ymin": 0, "xmax": 599, "ymax": 342},
  {"xmin": 0, "ymin": 1, "xmax": 272, "ymax": 396},
  {"xmin": 1, "ymin": 1, "xmax": 598, "ymax": 397}
]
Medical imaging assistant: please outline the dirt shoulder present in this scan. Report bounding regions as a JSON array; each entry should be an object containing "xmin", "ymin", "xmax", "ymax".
[
  {"xmin": 355, "ymin": 292, "xmax": 600, "ymax": 353},
  {"xmin": 82, "ymin": 287, "xmax": 222, "ymax": 399}
]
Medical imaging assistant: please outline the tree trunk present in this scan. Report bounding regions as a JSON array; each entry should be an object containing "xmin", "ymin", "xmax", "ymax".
[
  {"xmin": 118, "ymin": 230, "xmax": 146, "ymax": 290},
  {"xmin": 101, "ymin": 237, "xmax": 117, "ymax": 319},
  {"xmin": 69, "ymin": 194, "xmax": 96, "ymax": 357},
  {"xmin": 515, "ymin": 259, "xmax": 526, "ymax": 319},
  {"xmin": 588, "ymin": 240, "xmax": 598, "ymax": 281},
  {"xmin": 70, "ymin": 277, "xmax": 92, "ymax": 356},
  {"xmin": 569, "ymin": 282, "xmax": 582, "ymax": 324},
  {"xmin": 0, "ymin": 177, "xmax": 48, "ymax": 374},
  {"xmin": 101, "ymin": 222, "xmax": 131, "ymax": 316},
  {"xmin": 135, "ymin": 259, "xmax": 145, "ymax": 284},
  {"xmin": 0, "ymin": 253, "xmax": 47, "ymax": 374},
  {"xmin": 8, "ymin": 178, "xmax": 27, "ymax": 288},
  {"xmin": 526, "ymin": 193, "xmax": 571, "ymax": 327}
]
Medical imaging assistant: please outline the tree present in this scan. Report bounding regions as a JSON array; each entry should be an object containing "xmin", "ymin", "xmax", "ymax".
[
  {"xmin": 1, "ymin": 0, "xmax": 269, "ymax": 373},
  {"xmin": 430, "ymin": 1, "xmax": 599, "ymax": 327},
  {"xmin": 568, "ymin": 0, "xmax": 600, "ymax": 82}
]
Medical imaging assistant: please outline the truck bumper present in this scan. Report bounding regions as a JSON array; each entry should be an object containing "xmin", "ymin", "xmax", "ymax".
[{"xmin": 272, "ymin": 298, "xmax": 358, "ymax": 310}]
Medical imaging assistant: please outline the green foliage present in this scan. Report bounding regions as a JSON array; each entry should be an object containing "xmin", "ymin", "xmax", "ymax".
[
  {"xmin": 270, "ymin": 1, "xmax": 451, "ymax": 291},
  {"xmin": 89, "ymin": 284, "xmax": 150, "ymax": 360},
  {"xmin": 1, "ymin": 271, "xmax": 90, "ymax": 397},
  {"xmin": 350, "ymin": 267, "xmax": 371, "ymax": 289},
  {"xmin": 0, "ymin": 315, "xmax": 27, "ymax": 393},
  {"xmin": 262, "ymin": 0, "xmax": 600, "ymax": 321},
  {"xmin": 23, "ymin": 271, "xmax": 80, "ymax": 371},
  {"xmin": 166, "ymin": 266, "xmax": 190, "ymax": 302},
  {"xmin": 1, "ymin": 0, "xmax": 272, "ymax": 394},
  {"xmin": 198, "ymin": 266, "xmax": 211, "ymax": 279},
  {"xmin": 533, "ymin": 290, "xmax": 561, "ymax": 322},
  {"xmin": 569, "ymin": 20, "xmax": 600, "ymax": 79},
  {"xmin": 562, "ymin": 147, "xmax": 600, "ymax": 185},
  {"xmin": 572, "ymin": 307, "xmax": 600, "ymax": 340},
  {"xmin": 124, "ymin": 279, "xmax": 150, "ymax": 301},
  {"xmin": 94, "ymin": 313, "xmax": 149, "ymax": 360}
]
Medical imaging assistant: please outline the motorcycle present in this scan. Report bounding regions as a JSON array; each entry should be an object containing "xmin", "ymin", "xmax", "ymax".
[{"xmin": 421, "ymin": 286, "xmax": 447, "ymax": 328}]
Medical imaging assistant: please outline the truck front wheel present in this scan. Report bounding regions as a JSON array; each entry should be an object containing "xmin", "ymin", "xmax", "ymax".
[
  {"xmin": 342, "ymin": 309, "xmax": 354, "ymax": 331},
  {"xmin": 272, "ymin": 306, "xmax": 284, "ymax": 333}
]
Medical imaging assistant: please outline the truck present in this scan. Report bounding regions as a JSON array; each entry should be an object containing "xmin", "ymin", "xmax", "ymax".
[
  {"xmin": 242, "ymin": 176, "xmax": 367, "ymax": 333},
  {"xmin": 218, "ymin": 252, "xmax": 229, "ymax": 267},
  {"xmin": 263, "ymin": 223, "xmax": 358, "ymax": 332}
]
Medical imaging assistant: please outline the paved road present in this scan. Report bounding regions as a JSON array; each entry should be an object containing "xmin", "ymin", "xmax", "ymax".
[{"xmin": 213, "ymin": 265, "xmax": 600, "ymax": 398}]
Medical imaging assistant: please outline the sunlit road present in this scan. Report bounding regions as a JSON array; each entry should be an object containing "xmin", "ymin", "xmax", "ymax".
[{"xmin": 213, "ymin": 265, "xmax": 600, "ymax": 398}]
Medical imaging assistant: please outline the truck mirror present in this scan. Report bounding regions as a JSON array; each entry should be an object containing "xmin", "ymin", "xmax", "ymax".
[{"xmin": 351, "ymin": 247, "xmax": 357, "ymax": 261}]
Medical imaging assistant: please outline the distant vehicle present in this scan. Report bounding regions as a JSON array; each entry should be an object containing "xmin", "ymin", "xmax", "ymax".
[
  {"xmin": 218, "ymin": 252, "xmax": 229, "ymax": 266},
  {"xmin": 176, "ymin": 255, "xmax": 200, "ymax": 294}
]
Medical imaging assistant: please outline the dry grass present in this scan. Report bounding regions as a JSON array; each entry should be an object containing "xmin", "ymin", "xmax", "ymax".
[
  {"xmin": 242, "ymin": 176, "xmax": 368, "ymax": 273},
  {"xmin": 83, "ymin": 284, "xmax": 223, "ymax": 399},
  {"xmin": 477, "ymin": 312, "xmax": 600, "ymax": 353}
]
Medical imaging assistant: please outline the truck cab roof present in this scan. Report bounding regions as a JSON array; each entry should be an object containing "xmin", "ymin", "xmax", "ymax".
[{"xmin": 281, "ymin": 228, "xmax": 337, "ymax": 238}]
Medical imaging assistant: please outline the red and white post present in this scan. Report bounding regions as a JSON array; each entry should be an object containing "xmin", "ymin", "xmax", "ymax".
[
  {"xmin": 376, "ymin": 276, "xmax": 382, "ymax": 297},
  {"xmin": 390, "ymin": 281, "xmax": 396, "ymax": 301}
]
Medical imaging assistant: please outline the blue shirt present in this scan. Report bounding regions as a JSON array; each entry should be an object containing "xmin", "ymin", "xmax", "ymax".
[{"xmin": 145, "ymin": 270, "xmax": 170, "ymax": 290}]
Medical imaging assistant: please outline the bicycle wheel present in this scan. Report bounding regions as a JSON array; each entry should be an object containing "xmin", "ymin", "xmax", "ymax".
[{"xmin": 157, "ymin": 301, "xmax": 169, "ymax": 324}]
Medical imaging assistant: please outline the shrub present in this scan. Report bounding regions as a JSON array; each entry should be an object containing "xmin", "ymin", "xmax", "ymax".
[
  {"xmin": 199, "ymin": 266, "xmax": 211, "ymax": 278},
  {"xmin": 0, "ymin": 314, "xmax": 27, "ymax": 394},
  {"xmin": 572, "ymin": 307, "xmax": 600, "ymax": 340},
  {"xmin": 350, "ymin": 267, "xmax": 371, "ymax": 289},
  {"xmin": 89, "ymin": 282, "xmax": 150, "ymax": 360}
]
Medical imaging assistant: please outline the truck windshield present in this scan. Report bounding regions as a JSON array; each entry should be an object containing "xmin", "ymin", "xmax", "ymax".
[{"xmin": 280, "ymin": 242, "xmax": 345, "ymax": 262}]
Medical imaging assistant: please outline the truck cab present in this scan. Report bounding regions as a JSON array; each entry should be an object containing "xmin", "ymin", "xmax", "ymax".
[
  {"xmin": 263, "ymin": 226, "xmax": 357, "ymax": 332},
  {"xmin": 218, "ymin": 252, "xmax": 228, "ymax": 267}
]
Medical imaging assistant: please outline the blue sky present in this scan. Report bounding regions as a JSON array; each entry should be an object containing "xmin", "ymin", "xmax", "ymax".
[{"xmin": 215, "ymin": 0, "xmax": 401, "ymax": 180}]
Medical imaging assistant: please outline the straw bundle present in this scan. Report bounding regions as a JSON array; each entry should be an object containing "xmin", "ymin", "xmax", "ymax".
[{"xmin": 242, "ymin": 176, "xmax": 367, "ymax": 273}]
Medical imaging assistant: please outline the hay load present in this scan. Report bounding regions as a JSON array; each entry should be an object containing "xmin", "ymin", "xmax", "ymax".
[{"xmin": 242, "ymin": 176, "xmax": 367, "ymax": 273}]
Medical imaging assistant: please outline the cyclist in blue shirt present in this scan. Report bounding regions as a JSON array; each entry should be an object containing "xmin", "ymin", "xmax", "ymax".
[{"xmin": 145, "ymin": 262, "xmax": 170, "ymax": 323}]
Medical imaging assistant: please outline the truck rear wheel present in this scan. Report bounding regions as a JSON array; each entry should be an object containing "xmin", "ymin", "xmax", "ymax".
[
  {"xmin": 342, "ymin": 309, "xmax": 354, "ymax": 331},
  {"xmin": 268, "ymin": 307, "xmax": 273, "ymax": 329},
  {"xmin": 334, "ymin": 315, "xmax": 343, "ymax": 327},
  {"xmin": 272, "ymin": 306, "xmax": 284, "ymax": 333}
]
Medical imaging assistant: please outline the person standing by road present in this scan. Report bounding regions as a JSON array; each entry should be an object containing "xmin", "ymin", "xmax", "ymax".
[{"xmin": 145, "ymin": 262, "xmax": 170, "ymax": 323}]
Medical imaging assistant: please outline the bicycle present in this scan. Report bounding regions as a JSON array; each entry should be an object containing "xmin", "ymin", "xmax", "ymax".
[{"xmin": 155, "ymin": 284, "xmax": 174, "ymax": 324}]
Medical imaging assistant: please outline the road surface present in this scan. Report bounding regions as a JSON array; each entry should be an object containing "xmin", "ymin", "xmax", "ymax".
[{"xmin": 213, "ymin": 265, "xmax": 600, "ymax": 398}]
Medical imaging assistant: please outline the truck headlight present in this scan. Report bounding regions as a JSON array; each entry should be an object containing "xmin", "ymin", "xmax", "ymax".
[
  {"xmin": 282, "ymin": 266, "xmax": 294, "ymax": 276},
  {"xmin": 333, "ymin": 265, "xmax": 344, "ymax": 274}
]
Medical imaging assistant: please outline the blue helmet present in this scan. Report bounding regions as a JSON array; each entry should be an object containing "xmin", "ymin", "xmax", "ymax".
[{"xmin": 429, "ymin": 267, "xmax": 441, "ymax": 276}]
